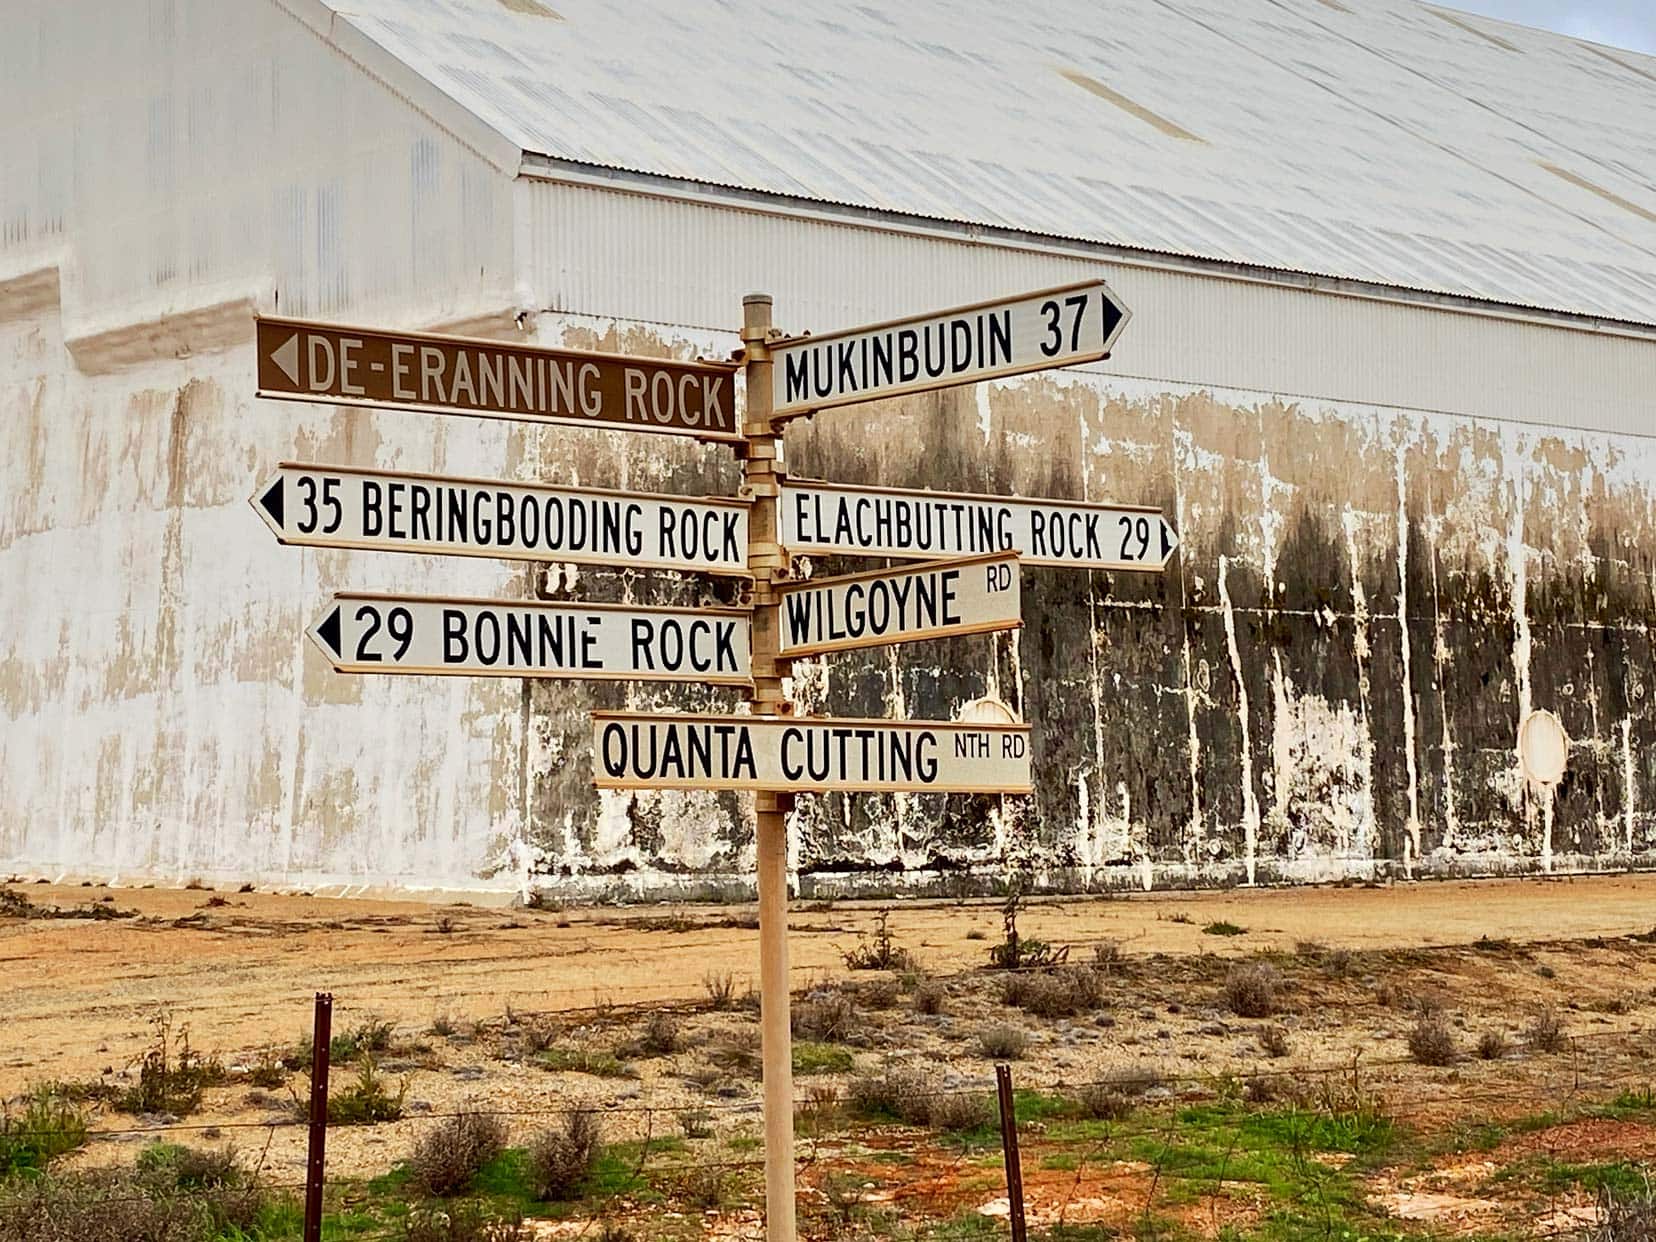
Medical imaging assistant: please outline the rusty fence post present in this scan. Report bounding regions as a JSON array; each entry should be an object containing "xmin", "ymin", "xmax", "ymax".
[
  {"xmin": 303, "ymin": 992, "xmax": 333, "ymax": 1242},
  {"xmin": 995, "ymin": 1063, "xmax": 1027, "ymax": 1242}
]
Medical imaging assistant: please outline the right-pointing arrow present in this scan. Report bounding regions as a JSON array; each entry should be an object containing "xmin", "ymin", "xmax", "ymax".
[
  {"xmin": 315, "ymin": 605, "xmax": 342, "ymax": 659},
  {"xmin": 271, "ymin": 333, "xmax": 300, "ymax": 386},
  {"xmin": 257, "ymin": 476, "xmax": 284, "ymax": 529},
  {"xmin": 1162, "ymin": 520, "xmax": 1176, "ymax": 560}
]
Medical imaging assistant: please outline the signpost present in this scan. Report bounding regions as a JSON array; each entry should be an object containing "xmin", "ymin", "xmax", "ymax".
[
  {"xmin": 256, "ymin": 317, "xmax": 742, "ymax": 442},
  {"xmin": 252, "ymin": 462, "xmax": 750, "ymax": 576},
  {"xmin": 255, "ymin": 281, "xmax": 1161, "ymax": 1242},
  {"xmin": 592, "ymin": 712, "xmax": 1032, "ymax": 792},
  {"xmin": 307, "ymin": 594, "xmax": 751, "ymax": 684},
  {"xmin": 778, "ymin": 551, "xmax": 1021, "ymax": 658},
  {"xmin": 770, "ymin": 279, "xmax": 1130, "ymax": 417},
  {"xmin": 781, "ymin": 478, "xmax": 1178, "ymax": 571}
]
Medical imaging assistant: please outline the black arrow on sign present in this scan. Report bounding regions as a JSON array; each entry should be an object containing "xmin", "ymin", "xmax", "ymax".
[
  {"xmin": 1099, "ymin": 297, "xmax": 1125, "ymax": 348},
  {"xmin": 1161, "ymin": 521, "xmax": 1173, "ymax": 559},
  {"xmin": 316, "ymin": 606, "xmax": 343, "ymax": 659},
  {"xmin": 258, "ymin": 477, "xmax": 284, "ymax": 528}
]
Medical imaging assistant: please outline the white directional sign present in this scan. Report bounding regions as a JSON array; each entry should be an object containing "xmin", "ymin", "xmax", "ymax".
[
  {"xmin": 308, "ymin": 595, "xmax": 751, "ymax": 684},
  {"xmin": 771, "ymin": 279, "xmax": 1130, "ymax": 417},
  {"xmin": 781, "ymin": 480, "xmax": 1178, "ymax": 572},
  {"xmin": 778, "ymin": 552, "xmax": 1021, "ymax": 658},
  {"xmin": 253, "ymin": 463, "xmax": 749, "ymax": 576},
  {"xmin": 592, "ymin": 713, "xmax": 1031, "ymax": 793}
]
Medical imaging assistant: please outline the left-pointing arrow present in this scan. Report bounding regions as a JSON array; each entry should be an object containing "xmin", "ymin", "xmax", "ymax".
[
  {"xmin": 315, "ymin": 606, "xmax": 343, "ymax": 659},
  {"xmin": 271, "ymin": 333, "xmax": 300, "ymax": 386},
  {"xmin": 257, "ymin": 477, "xmax": 284, "ymax": 528}
]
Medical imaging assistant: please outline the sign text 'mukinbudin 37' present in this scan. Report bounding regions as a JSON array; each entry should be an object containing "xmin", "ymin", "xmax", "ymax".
[
  {"xmin": 770, "ymin": 279, "xmax": 1130, "ymax": 417},
  {"xmin": 256, "ymin": 318, "xmax": 741, "ymax": 442}
]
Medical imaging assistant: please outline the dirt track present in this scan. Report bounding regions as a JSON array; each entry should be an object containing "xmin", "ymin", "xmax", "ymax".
[{"xmin": 5, "ymin": 872, "xmax": 1656, "ymax": 1097}]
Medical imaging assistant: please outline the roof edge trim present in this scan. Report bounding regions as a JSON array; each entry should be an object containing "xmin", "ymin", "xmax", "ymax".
[
  {"xmin": 269, "ymin": 0, "xmax": 522, "ymax": 174},
  {"xmin": 518, "ymin": 153, "xmax": 1656, "ymax": 343}
]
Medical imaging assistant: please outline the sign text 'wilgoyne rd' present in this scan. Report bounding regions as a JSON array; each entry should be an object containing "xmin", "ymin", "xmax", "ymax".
[
  {"xmin": 592, "ymin": 713, "xmax": 1031, "ymax": 793},
  {"xmin": 253, "ymin": 463, "xmax": 750, "ymax": 576},
  {"xmin": 257, "ymin": 318, "xmax": 741, "ymax": 442},
  {"xmin": 309, "ymin": 595, "xmax": 751, "ymax": 684},
  {"xmin": 778, "ymin": 551, "xmax": 1021, "ymax": 658},
  {"xmin": 771, "ymin": 279, "xmax": 1130, "ymax": 417},
  {"xmin": 781, "ymin": 480, "xmax": 1177, "ymax": 572}
]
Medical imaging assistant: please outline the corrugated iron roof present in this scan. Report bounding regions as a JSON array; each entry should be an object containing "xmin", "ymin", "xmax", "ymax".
[{"xmin": 324, "ymin": 0, "xmax": 1656, "ymax": 325}]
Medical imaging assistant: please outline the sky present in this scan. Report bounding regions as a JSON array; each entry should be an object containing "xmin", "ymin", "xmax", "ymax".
[{"xmin": 1447, "ymin": 0, "xmax": 1656, "ymax": 53}]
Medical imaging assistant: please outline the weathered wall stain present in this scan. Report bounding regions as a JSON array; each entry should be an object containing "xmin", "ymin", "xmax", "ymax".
[{"xmin": 5, "ymin": 299, "xmax": 1656, "ymax": 894}]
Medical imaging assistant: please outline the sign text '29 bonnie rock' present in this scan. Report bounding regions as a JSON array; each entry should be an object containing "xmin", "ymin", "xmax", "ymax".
[
  {"xmin": 309, "ymin": 595, "xmax": 751, "ymax": 684},
  {"xmin": 592, "ymin": 713, "xmax": 1031, "ymax": 793},
  {"xmin": 257, "ymin": 318, "xmax": 741, "ymax": 442}
]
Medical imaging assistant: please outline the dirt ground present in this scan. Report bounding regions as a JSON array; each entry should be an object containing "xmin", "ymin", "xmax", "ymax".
[
  {"xmin": 7, "ymin": 872, "xmax": 1656, "ymax": 1238},
  {"xmin": 5, "ymin": 872, "xmax": 1655, "ymax": 1096}
]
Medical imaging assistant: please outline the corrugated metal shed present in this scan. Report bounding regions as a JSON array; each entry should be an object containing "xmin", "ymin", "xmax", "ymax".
[{"xmin": 319, "ymin": 0, "xmax": 1656, "ymax": 326}]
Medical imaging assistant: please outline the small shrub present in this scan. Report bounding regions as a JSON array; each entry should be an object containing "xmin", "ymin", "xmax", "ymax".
[
  {"xmin": 928, "ymin": 1091, "xmax": 992, "ymax": 1132},
  {"xmin": 119, "ymin": 1013, "xmax": 227, "ymax": 1117},
  {"xmin": 435, "ymin": 914, "xmax": 458, "ymax": 935},
  {"xmin": 0, "ymin": 1166, "xmax": 277, "ymax": 1240},
  {"xmin": 1589, "ymin": 1176, "xmax": 1656, "ymax": 1242},
  {"xmin": 965, "ymin": 929, "xmax": 988, "ymax": 941},
  {"xmin": 402, "ymin": 1198, "xmax": 528, "ymax": 1242},
  {"xmin": 1477, "ymin": 1030, "xmax": 1510, "ymax": 1061},
  {"xmin": 1013, "ymin": 967, "xmax": 1106, "ymax": 1019},
  {"xmin": 848, "ymin": 1065, "xmax": 932, "ymax": 1125},
  {"xmin": 1525, "ymin": 1005, "xmax": 1569, "ymax": 1054},
  {"xmin": 244, "ymin": 1048, "xmax": 287, "ymax": 1089},
  {"xmin": 793, "ymin": 991, "xmax": 858, "ymax": 1043},
  {"xmin": 1222, "ymin": 964, "xmax": 1282, "ymax": 1018},
  {"xmin": 705, "ymin": 1029, "xmax": 761, "ymax": 1078},
  {"xmin": 703, "ymin": 973, "xmax": 737, "ymax": 1011},
  {"xmin": 432, "ymin": 1012, "xmax": 457, "ymax": 1038},
  {"xmin": 1259, "ymin": 1024, "xmax": 1291, "ymax": 1059},
  {"xmin": 988, "ymin": 892, "xmax": 1067, "ymax": 971},
  {"xmin": 793, "ymin": 1041, "xmax": 854, "ymax": 1076},
  {"xmin": 1076, "ymin": 1067, "xmax": 1159, "ymax": 1121},
  {"xmin": 518, "ymin": 1016, "xmax": 559, "ymax": 1055},
  {"xmin": 134, "ymin": 1141, "xmax": 241, "ymax": 1190},
  {"xmin": 857, "ymin": 978, "xmax": 900, "ymax": 1010},
  {"xmin": 678, "ymin": 1108, "xmax": 713, "ymax": 1140},
  {"xmin": 534, "ymin": 1046, "xmax": 634, "ymax": 1079},
  {"xmin": 1203, "ymin": 921, "xmax": 1246, "ymax": 937},
  {"xmin": 325, "ymin": 1056, "xmax": 406, "ymax": 1125},
  {"xmin": 1407, "ymin": 1014, "xmax": 1458, "ymax": 1066},
  {"xmin": 0, "ymin": 1090, "xmax": 88, "ymax": 1176},
  {"xmin": 639, "ymin": 1012, "xmax": 682, "ymax": 1057},
  {"xmin": 977, "ymin": 1023, "xmax": 1029, "ymax": 1060},
  {"xmin": 529, "ymin": 1111, "xmax": 601, "ymax": 1201},
  {"xmin": 680, "ymin": 1164, "xmax": 729, "ymax": 1211},
  {"xmin": 841, "ymin": 910, "xmax": 914, "ymax": 971},
  {"xmin": 350, "ymin": 1015, "xmax": 396, "ymax": 1055},
  {"xmin": 411, "ymin": 1111, "xmax": 508, "ymax": 1197},
  {"xmin": 1092, "ymin": 941, "xmax": 1124, "ymax": 970},
  {"xmin": 912, "ymin": 980, "xmax": 948, "ymax": 1016}
]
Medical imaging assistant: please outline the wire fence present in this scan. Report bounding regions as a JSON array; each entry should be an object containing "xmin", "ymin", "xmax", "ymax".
[{"xmin": 5, "ymin": 983, "xmax": 1655, "ymax": 1240}]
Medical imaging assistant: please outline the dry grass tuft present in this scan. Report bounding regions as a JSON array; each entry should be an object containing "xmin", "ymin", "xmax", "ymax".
[
  {"xmin": 528, "ymin": 1111, "xmax": 602, "ymax": 1201},
  {"xmin": 410, "ymin": 1111, "xmax": 508, "ymax": 1197},
  {"xmin": 1222, "ymin": 963, "xmax": 1282, "ymax": 1018}
]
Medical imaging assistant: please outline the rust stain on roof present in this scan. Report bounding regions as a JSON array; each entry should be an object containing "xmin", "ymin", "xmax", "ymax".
[
  {"xmin": 1539, "ymin": 162, "xmax": 1656, "ymax": 227},
  {"xmin": 1058, "ymin": 68, "xmax": 1204, "ymax": 143}
]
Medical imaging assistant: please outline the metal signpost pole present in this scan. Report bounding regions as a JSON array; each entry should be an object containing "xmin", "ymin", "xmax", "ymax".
[{"xmin": 740, "ymin": 292, "xmax": 798, "ymax": 1242}]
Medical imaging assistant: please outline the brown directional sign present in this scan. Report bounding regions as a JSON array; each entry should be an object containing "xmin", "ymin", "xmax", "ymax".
[{"xmin": 255, "ymin": 317, "xmax": 741, "ymax": 442}]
